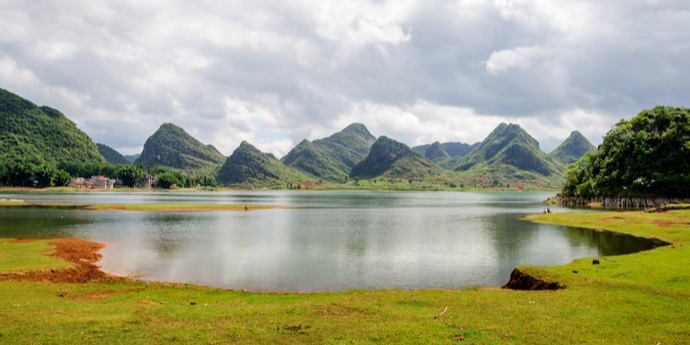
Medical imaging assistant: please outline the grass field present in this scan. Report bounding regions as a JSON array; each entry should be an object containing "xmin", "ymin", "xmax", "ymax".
[
  {"xmin": 0, "ymin": 239, "xmax": 70, "ymax": 272},
  {"xmin": 0, "ymin": 210, "xmax": 688, "ymax": 344}
]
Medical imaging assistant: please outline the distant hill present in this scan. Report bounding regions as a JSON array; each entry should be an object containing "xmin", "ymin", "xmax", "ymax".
[
  {"xmin": 549, "ymin": 131, "xmax": 596, "ymax": 165},
  {"xmin": 217, "ymin": 141, "xmax": 311, "ymax": 186},
  {"xmin": 136, "ymin": 123, "xmax": 225, "ymax": 170},
  {"xmin": 0, "ymin": 88, "xmax": 105, "ymax": 165},
  {"xmin": 424, "ymin": 142, "xmax": 451, "ymax": 160},
  {"xmin": 282, "ymin": 123, "xmax": 376, "ymax": 181},
  {"xmin": 350, "ymin": 136, "xmax": 448, "ymax": 179},
  {"xmin": 455, "ymin": 123, "xmax": 564, "ymax": 181},
  {"xmin": 97, "ymin": 143, "xmax": 129, "ymax": 165},
  {"xmin": 412, "ymin": 142, "xmax": 478, "ymax": 157},
  {"xmin": 123, "ymin": 154, "xmax": 140, "ymax": 163}
]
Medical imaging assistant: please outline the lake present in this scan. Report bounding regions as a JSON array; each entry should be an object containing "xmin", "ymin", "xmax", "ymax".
[{"xmin": 0, "ymin": 191, "xmax": 657, "ymax": 292}]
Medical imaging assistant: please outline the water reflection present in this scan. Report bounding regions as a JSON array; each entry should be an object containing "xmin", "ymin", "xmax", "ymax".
[{"xmin": 0, "ymin": 192, "xmax": 661, "ymax": 291}]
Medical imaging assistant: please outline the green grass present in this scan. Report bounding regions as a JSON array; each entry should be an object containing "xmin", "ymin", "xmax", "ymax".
[
  {"xmin": 0, "ymin": 210, "xmax": 689, "ymax": 344},
  {"xmin": 0, "ymin": 240, "xmax": 70, "ymax": 272}
]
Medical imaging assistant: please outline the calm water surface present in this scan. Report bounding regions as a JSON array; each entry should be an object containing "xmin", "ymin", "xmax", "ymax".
[{"xmin": 0, "ymin": 191, "xmax": 657, "ymax": 291}]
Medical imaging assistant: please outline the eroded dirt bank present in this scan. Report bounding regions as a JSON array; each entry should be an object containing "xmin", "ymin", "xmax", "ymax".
[
  {"xmin": 0, "ymin": 238, "xmax": 111, "ymax": 283},
  {"xmin": 502, "ymin": 268, "xmax": 565, "ymax": 290}
]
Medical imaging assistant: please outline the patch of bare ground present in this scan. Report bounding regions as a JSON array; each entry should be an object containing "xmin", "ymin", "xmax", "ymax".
[{"xmin": 0, "ymin": 238, "xmax": 115, "ymax": 283}]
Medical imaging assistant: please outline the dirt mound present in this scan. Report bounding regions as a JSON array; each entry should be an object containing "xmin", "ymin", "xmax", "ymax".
[{"xmin": 502, "ymin": 269, "xmax": 564, "ymax": 290}]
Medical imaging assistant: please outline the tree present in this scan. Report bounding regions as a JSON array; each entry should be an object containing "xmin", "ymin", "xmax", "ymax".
[
  {"xmin": 35, "ymin": 164, "xmax": 70, "ymax": 188},
  {"xmin": 157, "ymin": 171, "xmax": 182, "ymax": 189},
  {"xmin": 562, "ymin": 106, "xmax": 690, "ymax": 198},
  {"xmin": 116, "ymin": 165, "xmax": 145, "ymax": 187},
  {"xmin": 4, "ymin": 160, "xmax": 36, "ymax": 187}
]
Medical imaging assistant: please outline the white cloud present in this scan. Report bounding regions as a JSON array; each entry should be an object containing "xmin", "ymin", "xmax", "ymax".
[
  {"xmin": 486, "ymin": 46, "xmax": 554, "ymax": 75},
  {"xmin": 0, "ymin": 0, "xmax": 688, "ymax": 156}
]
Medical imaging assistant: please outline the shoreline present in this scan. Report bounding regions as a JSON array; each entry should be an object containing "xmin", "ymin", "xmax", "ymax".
[
  {"xmin": 0, "ymin": 200, "xmax": 290, "ymax": 212},
  {"xmin": 0, "ymin": 208, "xmax": 688, "ymax": 343}
]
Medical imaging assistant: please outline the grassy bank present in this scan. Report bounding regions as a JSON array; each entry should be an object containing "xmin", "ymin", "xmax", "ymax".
[{"xmin": 0, "ymin": 210, "xmax": 689, "ymax": 344}]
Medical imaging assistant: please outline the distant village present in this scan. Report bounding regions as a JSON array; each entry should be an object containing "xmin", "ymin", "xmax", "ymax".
[{"xmin": 68, "ymin": 175, "xmax": 157, "ymax": 190}]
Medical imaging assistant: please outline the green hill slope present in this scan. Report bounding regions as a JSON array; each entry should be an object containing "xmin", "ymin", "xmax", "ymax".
[
  {"xmin": 455, "ymin": 123, "xmax": 565, "ymax": 182},
  {"xmin": 135, "ymin": 123, "xmax": 225, "ymax": 170},
  {"xmin": 96, "ymin": 143, "xmax": 129, "ymax": 165},
  {"xmin": 350, "ymin": 136, "xmax": 448, "ymax": 180},
  {"xmin": 0, "ymin": 88, "xmax": 105, "ymax": 165},
  {"xmin": 424, "ymin": 141, "xmax": 451, "ymax": 161},
  {"xmin": 217, "ymin": 141, "xmax": 311, "ymax": 186},
  {"xmin": 549, "ymin": 131, "xmax": 596, "ymax": 165},
  {"xmin": 282, "ymin": 123, "xmax": 376, "ymax": 181}
]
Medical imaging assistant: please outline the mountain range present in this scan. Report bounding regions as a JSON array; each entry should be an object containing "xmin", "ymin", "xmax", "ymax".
[
  {"xmin": 281, "ymin": 123, "xmax": 376, "ymax": 181},
  {"xmin": 350, "ymin": 136, "xmax": 448, "ymax": 179},
  {"xmin": 454, "ymin": 123, "xmax": 565, "ymax": 183},
  {"xmin": 0, "ymin": 88, "xmax": 598, "ymax": 188}
]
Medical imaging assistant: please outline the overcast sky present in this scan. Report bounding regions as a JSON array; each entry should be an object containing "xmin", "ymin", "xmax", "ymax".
[{"xmin": 1, "ymin": 0, "xmax": 689, "ymax": 156}]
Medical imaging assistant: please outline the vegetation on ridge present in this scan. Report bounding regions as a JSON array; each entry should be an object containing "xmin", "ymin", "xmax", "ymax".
[
  {"xmin": 217, "ymin": 141, "xmax": 312, "ymax": 187},
  {"xmin": 96, "ymin": 144, "xmax": 129, "ymax": 165},
  {"xmin": 548, "ymin": 131, "xmax": 596, "ymax": 165},
  {"xmin": 562, "ymin": 106, "xmax": 690, "ymax": 198},
  {"xmin": 350, "ymin": 136, "xmax": 448, "ymax": 180},
  {"xmin": 453, "ymin": 123, "xmax": 564, "ymax": 186},
  {"xmin": 136, "ymin": 123, "xmax": 225, "ymax": 171},
  {"xmin": 0, "ymin": 88, "xmax": 105, "ymax": 166},
  {"xmin": 282, "ymin": 123, "xmax": 376, "ymax": 181}
]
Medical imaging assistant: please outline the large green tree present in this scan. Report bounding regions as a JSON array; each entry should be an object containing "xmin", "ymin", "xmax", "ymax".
[{"xmin": 563, "ymin": 106, "xmax": 690, "ymax": 198}]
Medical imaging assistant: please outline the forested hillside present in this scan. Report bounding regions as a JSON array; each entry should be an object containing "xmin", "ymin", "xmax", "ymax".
[{"xmin": 563, "ymin": 106, "xmax": 690, "ymax": 198}]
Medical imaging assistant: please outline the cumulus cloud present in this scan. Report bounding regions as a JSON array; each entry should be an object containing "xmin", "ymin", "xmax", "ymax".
[{"xmin": 0, "ymin": 0, "xmax": 689, "ymax": 156}]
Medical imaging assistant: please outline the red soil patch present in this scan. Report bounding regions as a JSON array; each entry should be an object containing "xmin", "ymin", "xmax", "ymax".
[{"xmin": 0, "ymin": 238, "xmax": 113, "ymax": 283}]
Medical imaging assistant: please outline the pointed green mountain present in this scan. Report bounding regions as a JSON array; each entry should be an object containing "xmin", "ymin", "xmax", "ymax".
[
  {"xmin": 0, "ymin": 88, "xmax": 105, "ymax": 165},
  {"xmin": 282, "ymin": 123, "xmax": 376, "ymax": 181},
  {"xmin": 424, "ymin": 142, "xmax": 451, "ymax": 160},
  {"xmin": 549, "ymin": 131, "xmax": 596, "ymax": 165},
  {"xmin": 217, "ymin": 141, "xmax": 311, "ymax": 186},
  {"xmin": 455, "ymin": 123, "xmax": 564, "ymax": 181},
  {"xmin": 135, "ymin": 123, "xmax": 225, "ymax": 170},
  {"xmin": 350, "ymin": 136, "xmax": 448, "ymax": 179},
  {"xmin": 413, "ymin": 142, "xmax": 478, "ymax": 157},
  {"xmin": 96, "ymin": 143, "xmax": 129, "ymax": 165}
]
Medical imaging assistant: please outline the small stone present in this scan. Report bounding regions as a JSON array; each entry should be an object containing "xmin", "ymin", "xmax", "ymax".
[
  {"xmin": 572, "ymin": 270, "xmax": 578, "ymax": 274},
  {"xmin": 592, "ymin": 259, "xmax": 600, "ymax": 265},
  {"xmin": 190, "ymin": 302, "xmax": 197, "ymax": 306}
]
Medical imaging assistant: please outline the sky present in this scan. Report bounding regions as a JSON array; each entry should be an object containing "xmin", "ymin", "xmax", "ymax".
[{"xmin": 1, "ymin": 0, "xmax": 689, "ymax": 157}]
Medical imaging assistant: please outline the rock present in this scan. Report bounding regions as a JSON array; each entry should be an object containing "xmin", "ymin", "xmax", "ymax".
[
  {"xmin": 592, "ymin": 259, "xmax": 600, "ymax": 265},
  {"xmin": 190, "ymin": 302, "xmax": 197, "ymax": 306}
]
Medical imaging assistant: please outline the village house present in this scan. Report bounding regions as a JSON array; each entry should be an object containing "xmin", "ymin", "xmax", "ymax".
[
  {"xmin": 68, "ymin": 176, "xmax": 115, "ymax": 190},
  {"xmin": 137, "ymin": 174, "xmax": 158, "ymax": 189}
]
